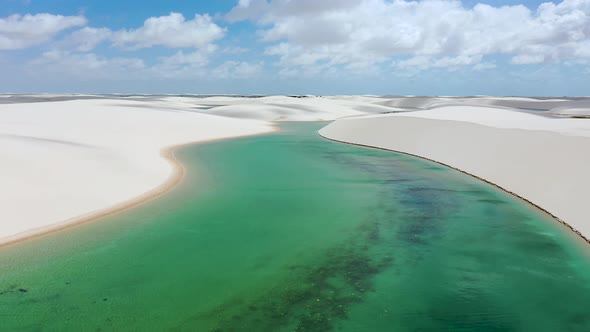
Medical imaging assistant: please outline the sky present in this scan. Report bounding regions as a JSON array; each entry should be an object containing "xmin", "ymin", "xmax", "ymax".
[{"xmin": 0, "ymin": 0, "xmax": 589, "ymax": 96}]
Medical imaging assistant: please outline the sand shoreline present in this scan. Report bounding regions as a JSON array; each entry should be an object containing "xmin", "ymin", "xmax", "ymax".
[
  {"xmin": 0, "ymin": 129, "xmax": 278, "ymax": 248},
  {"xmin": 318, "ymin": 131, "xmax": 590, "ymax": 245},
  {"xmin": 0, "ymin": 95, "xmax": 386, "ymax": 246},
  {"xmin": 319, "ymin": 105, "xmax": 590, "ymax": 244},
  {"xmin": 0, "ymin": 145, "xmax": 184, "ymax": 247},
  {"xmin": 0, "ymin": 98, "xmax": 277, "ymax": 246}
]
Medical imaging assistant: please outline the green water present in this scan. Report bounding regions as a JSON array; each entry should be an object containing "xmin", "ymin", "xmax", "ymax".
[{"xmin": 1, "ymin": 122, "xmax": 590, "ymax": 331}]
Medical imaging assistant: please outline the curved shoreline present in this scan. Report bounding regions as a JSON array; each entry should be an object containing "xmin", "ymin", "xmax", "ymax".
[
  {"xmin": 0, "ymin": 129, "xmax": 277, "ymax": 248},
  {"xmin": 318, "ymin": 131, "xmax": 590, "ymax": 245}
]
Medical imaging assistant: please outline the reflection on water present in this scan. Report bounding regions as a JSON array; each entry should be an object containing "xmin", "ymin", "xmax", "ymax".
[{"xmin": 0, "ymin": 122, "xmax": 589, "ymax": 331}]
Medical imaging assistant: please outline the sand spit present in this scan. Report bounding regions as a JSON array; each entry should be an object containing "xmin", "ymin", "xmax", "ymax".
[
  {"xmin": 0, "ymin": 94, "xmax": 395, "ymax": 244},
  {"xmin": 320, "ymin": 105, "xmax": 590, "ymax": 241},
  {"xmin": 0, "ymin": 99, "xmax": 273, "ymax": 244}
]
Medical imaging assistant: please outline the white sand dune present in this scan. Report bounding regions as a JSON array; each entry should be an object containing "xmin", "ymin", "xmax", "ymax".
[
  {"xmin": 549, "ymin": 100, "xmax": 590, "ymax": 118},
  {"xmin": 0, "ymin": 99, "xmax": 273, "ymax": 244},
  {"xmin": 195, "ymin": 96, "xmax": 392, "ymax": 121},
  {"xmin": 320, "ymin": 106, "xmax": 590, "ymax": 240},
  {"xmin": 395, "ymin": 106, "xmax": 590, "ymax": 136},
  {"xmin": 466, "ymin": 97, "xmax": 571, "ymax": 110},
  {"xmin": 3, "ymin": 94, "xmax": 590, "ymax": 244},
  {"xmin": 550, "ymin": 107, "xmax": 590, "ymax": 118},
  {"xmin": 0, "ymin": 95, "xmax": 390, "ymax": 244},
  {"xmin": 352, "ymin": 96, "xmax": 582, "ymax": 112}
]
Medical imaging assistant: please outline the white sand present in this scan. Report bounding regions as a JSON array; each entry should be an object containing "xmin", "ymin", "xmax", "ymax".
[
  {"xmin": 0, "ymin": 95, "xmax": 389, "ymax": 244},
  {"xmin": 195, "ymin": 95, "xmax": 393, "ymax": 121},
  {"xmin": 3, "ymin": 94, "xmax": 590, "ymax": 244},
  {"xmin": 320, "ymin": 105, "xmax": 590, "ymax": 240},
  {"xmin": 0, "ymin": 99, "xmax": 273, "ymax": 244}
]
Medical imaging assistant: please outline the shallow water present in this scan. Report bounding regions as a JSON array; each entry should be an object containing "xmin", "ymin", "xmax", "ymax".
[{"xmin": 1, "ymin": 122, "xmax": 589, "ymax": 331}]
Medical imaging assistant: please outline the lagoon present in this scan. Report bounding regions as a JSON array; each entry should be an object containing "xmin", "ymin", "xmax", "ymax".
[{"xmin": 1, "ymin": 122, "xmax": 589, "ymax": 331}]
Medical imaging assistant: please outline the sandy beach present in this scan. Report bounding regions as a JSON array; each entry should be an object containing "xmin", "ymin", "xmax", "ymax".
[{"xmin": 320, "ymin": 101, "xmax": 590, "ymax": 241}]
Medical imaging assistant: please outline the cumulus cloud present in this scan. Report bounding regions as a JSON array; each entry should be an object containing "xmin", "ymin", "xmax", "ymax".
[
  {"xmin": 395, "ymin": 55, "xmax": 484, "ymax": 71},
  {"xmin": 0, "ymin": 13, "xmax": 86, "ymax": 50},
  {"xmin": 33, "ymin": 44, "xmax": 258, "ymax": 81},
  {"xmin": 159, "ymin": 49, "xmax": 214, "ymax": 68},
  {"xmin": 60, "ymin": 12, "xmax": 226, "ymax": 53},
  {"xmin": 112, "ymin": 13, "xmax": 226, "ymax": 49},
  {"xmin": 50, "ymin": 12, "xmax": 227, "ymax": 78},
  {"xmin": 32, "ymin": 49, "xmax": 185, "ymax": 80},
  {"xmin": 65, "ymin": 27, "xmax": 112, "ymax": 52},
  {"xmin": 473, "ymin": 62, "xmax": 497, "ymax": 71},
  {"xmin": 228, "ymin": 0, "xmax": 590, "ymax": 73},
  {"xmin": 33, "ymin": 50, "xmax": 145, "ymax": 78},
  {"xmin": 149, "ymin": 45, "xmax": 217, "ymax": 78},
  {"xmin": 212, "ymin": 61, "xmax": 264, "ymax": 78},
  {"xmin": 511, "ymin": 54, "xmax": 546, "ymax": 65},
  {"xmin": 227, "ymin": 0, "xmax": 361, "ymax": 22}
]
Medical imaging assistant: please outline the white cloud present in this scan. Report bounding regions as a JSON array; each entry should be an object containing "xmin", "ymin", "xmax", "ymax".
[
  {"xmin": 33, "ymin": 50, "xmax": 145, "ymax": 78},
  {"xmin": 33, "ymin": 45, "xmax": 257, "ymax": 80},
  {"xmin": 0, "ymin": 13, "xmax": 86, "ymax": 50},
  {"xmin": 212, "ymin": 61, "xmax": 264, "ymax": 78},
  {"xmin": 432, "ymin": 55, "xmax": 483, "ymax": 69},
  {"xmin": 160, "ymin": 49, "xmax": 213, "ymax": 68},
  {"xmin": 32, "ymin": 47, "xmax": 265, "ymax": 81},
  {"xmin": 18, "ymin": 12, "xmax": 230, "ymax": 82},
  {"xmin": 221, "ymin": 46, "xmax": 250, "ymax": 54},
  {"xmin": 149, "ymin": 45, "xmax": 217, "ymax": 78},
  {"xmin": 511, "ymin": 54, "xmax": 546, "ymax": 65},
  {"xmin": 473, "ymin": 62, "xmax": 497, "ymax": 71},
  {"xmin": 227, "ymin": 0, "xmax": 361, "ymax": 22},
  {"xmin": 65, "ymin": 27, "xmax": 112, "ymax": 52},
  {"xmin": 394, "ymin": 55, "xmax": 482, "ymax": 71},
  {"xmin": 112, "ymin": 13, "xmax": 226, "ymax": 49},
  {"xmin": 228, "ymin": 0, "xmax": 590, "ymax": 73},
  {"xmin": 61, "ymin": 13, "xmax": 226, "ymax": 53}
]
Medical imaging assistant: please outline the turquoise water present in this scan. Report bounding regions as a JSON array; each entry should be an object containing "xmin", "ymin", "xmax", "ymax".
[{"xmin": 0, "ymin": 122, "xmax": 589, "ymax": 331}]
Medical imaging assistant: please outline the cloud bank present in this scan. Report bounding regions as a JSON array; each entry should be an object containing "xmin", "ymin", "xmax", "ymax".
[
  {"xmin": 0, "ymin": 0, "xmax": 589, "ymax": 94},
  {"xmin": 228, "ymin": 0, "xmax": 590, "ymax": 71},
  {"xmin": 0, "ymin": 13, "xmax": 86, "ymax": 50},
  {"xmin": 63, "ymin": 13, "xmax": 226, "ymax": 51}
]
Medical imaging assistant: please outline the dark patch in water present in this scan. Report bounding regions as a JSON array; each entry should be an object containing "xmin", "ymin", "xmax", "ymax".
[
  {"xmin": 0, "ymin": 285, "xmax": 17, "ymax": 296},
  {"xmin": 383, "ymin": 178, "xmax": 416, "ymax": 184},
  {"xmin": 357, "ymin": 219, "xmax": 381, "ymax": 242},
  {"xmin": 424, "ymin": 165, "xmax": 445, "ymax": 171},
  {"xmin": 407, "ymin": 187, "xmax": 489, "ymax": 197},
  {"xmin": 514, "ymin": 235, "xmax": 565, "ymax": 253},
  {"xmin": 0, "ymin": 285, "xmax": 29, "ymax": 296},
  {"xmin": 478, "ymin": 198, "xmax": 508, "ymax": 205},
  {"xmin": 568, "ymin": 313, "xmax": 590, "ymax": 331},
  {"xmin": 188, "ymin": 217, "xmax": 394, "ymax": 332},
  {"xmin": 422, "ymin": 288, "xmax": 519, "ymax": 332}
]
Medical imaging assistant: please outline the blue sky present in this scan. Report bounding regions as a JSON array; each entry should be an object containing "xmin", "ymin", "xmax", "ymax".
[{"xmin": 0, "ymin": 0, "xmax": 588, "ymax": 95}]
